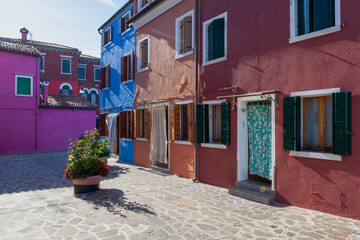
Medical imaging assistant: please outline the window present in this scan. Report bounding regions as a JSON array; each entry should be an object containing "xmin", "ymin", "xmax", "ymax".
[
  {"xmin": 171, "ymin": 102, "xmax": 194, "ymax": 142},
  {"xmin": 80, "ymin": 88, "xmax": 89, "ymax": 100},
  {"xmin": 138, "ymin": 37, "xmax": 149, "ymax": 71},
  {"xmin": 120, "ymin": 111, "xmax": 133, "ymax": 139},
  {"xmin": 290, "ymin": 0, "xmax": 340, "ymax": 42},
  {"xmin": 121, "ymin": 52, "xmax": 134, "ymax": 82},
  {"xmin": 283, "ymin": 90, "xmax": 352, "ymax": 157},
  {"xmin": 78, "ymin": 66, "xmax": 86, "ymax": 80},
  {"xmin": 138, "ymin": 0, "xmax": 149, "ymax": 11},
  {"xmin": 175, "ymin": 10, "xmax": 194, "ymax": 58},
  {"xmin": 119, "ymin": 11, "xmax": 132, "ymax": 34},
  {"xmin": 94, "ymin": 68, "xmax": 100, "ymax": 81},
  {"xmin": 135, "ymin": 109, "xmax": 149, "ymax": 139},
  {"xmin": 126, "ymin": 111, "xmax": 131, "ymax": 138},
  {"xmin": 197, "ymin": 102, "xmax": 231, "ymax": 145},
  {"xmin": 203, "ymin": 12, "xmax": 227, "ymax": 65},
  {"xmin": 40, "ymin": 56, "xmax": 45, "ymax": 72},
  {"xmin": 103, "ymin": 27, "xmax": 112, "ymax": 46},
  {"xmin": 15, "ymin": 75, "xmax": 33, "ymax": 96},
  {"xmin": 61, "ymin": 59, "xmax": 71, "ymax": 74},
  {"xmin": 59, "ymin": 84, "xmax": 73, "ymax": 95},
  {"xmin": 89, "ymin": 89, "xmax": 99, "ymax": 106},
  {"xmin": 39, "ymin": 83, "xmax": 43, "ymax": 94},
  {"xmin": 100, "ymin": 65, "xmax": 110, "ymax": 89}
]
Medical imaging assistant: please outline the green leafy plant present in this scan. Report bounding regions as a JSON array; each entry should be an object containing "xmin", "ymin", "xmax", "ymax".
[{"xmin": 64, "ymin": 129, "xmax": 110, "ymax": 180}]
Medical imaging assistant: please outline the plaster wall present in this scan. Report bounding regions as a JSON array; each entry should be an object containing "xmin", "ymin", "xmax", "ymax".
[{"xmin": 199, "ymin": 0, "xmax": 360, "ymax": 219}]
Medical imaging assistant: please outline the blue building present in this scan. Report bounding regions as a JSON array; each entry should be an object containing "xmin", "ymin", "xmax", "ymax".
[{"xmin": 98, "ymin": 0, "xmax": 135, "ymax": 164}]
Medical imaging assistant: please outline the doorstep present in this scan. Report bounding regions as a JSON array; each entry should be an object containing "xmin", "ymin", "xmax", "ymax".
[{"xmin": 229, "ymin": 180, "xmax": 275, "ymax": 205}]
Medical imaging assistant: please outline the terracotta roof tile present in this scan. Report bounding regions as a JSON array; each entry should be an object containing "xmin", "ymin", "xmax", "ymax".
[
  {"xmin": 79, "ymin": 53, "xmax": 100, "ymax": 62},
  {"xmin": 0, "ymin": 40, "xmax": 40, "ymax": 57},
  {"xmin": 40, "ymin": 94, "xmax": 97, "ymax": 110}
]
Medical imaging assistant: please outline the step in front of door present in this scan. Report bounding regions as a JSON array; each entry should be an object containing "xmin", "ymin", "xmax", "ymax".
[{"xmin": 229, "ymin": 182, "xmax": 275, "ymax": 205}]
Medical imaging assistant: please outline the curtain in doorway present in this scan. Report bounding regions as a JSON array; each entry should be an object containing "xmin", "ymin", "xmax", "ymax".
[
  {"xmin": 106, "ymin": 113, "xmax": 120, "ymax": 151},
  {"xmin": 149, "ymin": 105, "xmax": 168, "ymax": 164},
  {"xmin": 247, "ymin": 103, "xmax": 272, "ymax": 180}
]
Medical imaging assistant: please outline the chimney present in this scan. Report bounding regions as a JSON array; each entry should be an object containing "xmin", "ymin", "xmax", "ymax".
[{"xmin": 20, "ymin": 27, "xmax": 29, "ymax": 40}]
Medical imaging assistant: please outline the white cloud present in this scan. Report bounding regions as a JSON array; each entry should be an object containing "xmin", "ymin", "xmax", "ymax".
[{"xmin": 98, "ymin": 0, "xmax": 117, "ymax": 9}]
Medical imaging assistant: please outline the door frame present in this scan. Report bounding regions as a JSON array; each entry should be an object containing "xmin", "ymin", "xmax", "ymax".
[{"xmin": 237, "ymin": 95, "xmax": 276, "ymax": 190}]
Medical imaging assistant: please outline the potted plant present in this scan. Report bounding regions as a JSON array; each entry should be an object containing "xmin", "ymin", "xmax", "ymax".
[
  {"xmin": 64, "ymin": 129, "xmax": 110, "ymax": 194},
  {"xmin": 97, "ymin": 137, "xmax": 111, "ymax": 164}
]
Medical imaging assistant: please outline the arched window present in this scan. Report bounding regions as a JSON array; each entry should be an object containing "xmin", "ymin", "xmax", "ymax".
[
  {"xmin": 79, "ymin": 88, "xmax": 89, "ymax": 100},
  {"xmin": 59, "ymin": 83, "xmax": 73, "ymax": 95},
  {"xmin": 39, "ymin": 82, "xmax": 43, "ymax": 94},
  {"xmin": 89, "ymin": 89, "xmax": 99, "ymax": 105}
]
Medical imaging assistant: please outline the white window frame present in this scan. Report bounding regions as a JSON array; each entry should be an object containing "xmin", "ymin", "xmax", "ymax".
[
  {"xmin": 175, "ymin": 10, "xmax": 194, "ymax": 59},
  {"xmin": 289, "ymin": 88, "xmax": 342, "ymax": 161},
  {"xmin": 78, "ymin": 66, "xmax": 86, "ymax": 80},
  {"xmin": 40, "ymin": 55, "xmax": 45, "ymax": 72},
  {"xmin": 137, "ymin": 35, "xmax": 150, "ymax": 73},
  {"xmin": 289, "ymin": 0, "xmax": 341, "ymax": 44},
  {"xmin": 94, "ymin": 67, "xmax": 100, "ymax": 81},
  {"xmin": 61, "ymin": 58, "xmax": 72, "ymax": 75},
  {"xmin": 174, "ymin": 100, "xmax": 193, "ymax": 145},
  {"xmin": 15, "ymin": 74, "xmax": 33, "ymax": 97},
  {"xmin": 122, "ymin": 51, "xmax": 134, "ymax": 83},
  {"xmin": 119, "ymin": 10, "xmax": 132, "ymax": 35},
  {"xmin": 138, "ymin": 0, "xmax": 150, "ymax": 12},
  {"xmin": 136, "ymin": 107, "xmax": 150, "ymax": 141},
  {"xmin": 103, "ymin": 27, "xmax": 112, "ymax": 47},
  {"xmin": 89, "ymin": 88, "xmax": 99, "ymax": 106},
  {"xmin": 59, "ymin": 83, "xmax": 73, "ymax": 95},
  {"xmin": 202, "ymin": 12, "xmax": 227, "ymax": 66},
  {"xmin": 122, "ymin": 110, "xmax": 132, "ymax": 141}
]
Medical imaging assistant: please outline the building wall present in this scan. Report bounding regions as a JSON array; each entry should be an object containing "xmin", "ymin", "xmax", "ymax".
[
  {"xmin": 133, "ymin": 0, "xmax": 195, "ymax": 179},
  {"xmin": 0, "ymin": 51, "xmax": 40, "ymax": 154},
  {"xmin": 199, "ymin": 0, "xmax": 360, "ymax": 219},
  {"xmin": 38, "ymin": 108, "xmax": 96, "ymax": 151}
]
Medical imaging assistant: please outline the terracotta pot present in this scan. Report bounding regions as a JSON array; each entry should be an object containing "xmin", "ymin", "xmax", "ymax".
[
  {"xmin": 73, "ymin": 175, "xmax": 102, "ymax": 194},
  {"xmin": 100, "ymin": 156, "xmax": 108, "ymax": 164}
]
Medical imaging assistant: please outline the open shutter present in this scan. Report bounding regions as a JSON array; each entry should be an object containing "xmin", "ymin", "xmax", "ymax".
[
  {"xmin": 332, "ymin": 92, "xmax": 351, "ymax": 155},
  {"xmin": 170, "ymin": 104, "xmax": 175, "ymax": 141},
  {"xmin": 196, "ymin": 105, "xmax": 204, "ymax": 143},
  {"xmin": 122, "ymin": 56, "xmax": 128, "ymax": 82},
  {"xmin": 135, "ymin": 109, "xmax": 140, "ymax": 138},
  {"xmin": 100, "ymin": 67, "xmax": 106, "ymax": 89},
  {"xmin": 145, "ymin": 109, "xmax": 150, "ymax": 139},
  {"xmin": 106, "ymin": 65, "xmax": 110, "ymax": 88},
  {"xmin": 187, "ymin": 103, "xmax": 194, "ymax": 142},
  {"xmin": 120, "ymin": 112, "xmax": 126, "ymax": 139},
  {"xmin": 130, "ymin": 52, "xmax": 134, "ymax": 80},
  {"xmin": 313, "ymin": 0, "xmax": 335, "ymax": 32},
  {"xmin": 283, "ymin": 96, "xmax": 301, "ymax": 151},
  {"xmin": 204, "ymin": 105, "xmax": 210, "ymax": 143},
  {"xmin": 121, "ymin": 18, "xmax": 125, "ymax": 34},
  {"xmin": 130, "ymin": 111, "xmax": 134, "ymax": 140},
  {"xmin": 109, "ymin": 26, "xmax": 113, "ymax": 42},
  {"xmin": 184, "ymin": 16, "xmax": 192, "ymax": 53},
  {"xmin": 213, "ymin": 18, "xmax": 225, "ymax": 59},
  {"xmin": 175, "ymin": 104, "xmax": 180, "ymax": 140},
  {"xmin": 221, "ymin": 102, "xmax": 231, "ymax": 145},
  {"xmin": 121, "ymin": 57, "xmax": 124, "ymax": 82},
  {"xmin": 208, "ymin": 22, "xmax": 214, "ymax": 61},
  {"xmin": 180, "ymin": 19, "xmax": 185, "ymax": 54}
]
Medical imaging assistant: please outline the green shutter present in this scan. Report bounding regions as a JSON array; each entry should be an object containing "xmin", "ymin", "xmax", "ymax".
[
  {"xmin": 298, "ymin": 0, "xmax": 306, "ymax": 35},
  {"xmin": 332, "ymin": 92, "xmax": 351, "ymax": 155},
  {"xmin": 40, "ymin": 56, "xmax": 44, "ymax": 71},
  {"xmin": 221, "ymin": 102, "xmax": 231, "ymax": 145},
  {"xmin": 204, "ymin": 104, "xmax": 209, "ymax": 143},
  {"xmin": 283, "ymin": 96, "xmax": 301, "ymax": 151},
  {"xmin": 208, "ymin": 21, "xmax": 214, "ymax": 61},
  {"xmin": 313, "ymin": 0, "xmax": 335, "ymax": 32},
  {"xmin": 16, "ymin": 77, "xmax": 31, "ymax": 95},
  {"xmin": 196, "ymin": 105, "xmax": 204, "ymax": 143},
  {"xmin": 213, "ymin": 18, "xmax": 225, "ymax": 60}
]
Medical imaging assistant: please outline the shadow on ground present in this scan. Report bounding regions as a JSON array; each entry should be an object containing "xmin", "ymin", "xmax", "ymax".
[{"xmin": 75, "ymin": 188, "xmax": 156, "ymax": 218}]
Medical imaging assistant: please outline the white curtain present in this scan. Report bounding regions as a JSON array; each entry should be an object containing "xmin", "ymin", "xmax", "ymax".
[
  {"xmin": 149, "ymin": 106, "xmax": 168, "ymax": 164},
  {"xmin": 106, "ymin": 113, "xmax": 120, "ymax": 152}
]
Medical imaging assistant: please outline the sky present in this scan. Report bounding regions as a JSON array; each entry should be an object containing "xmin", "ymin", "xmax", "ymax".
[{"xmin": 0, "ymin": 0, "xmax": 128, "ymax": 57}]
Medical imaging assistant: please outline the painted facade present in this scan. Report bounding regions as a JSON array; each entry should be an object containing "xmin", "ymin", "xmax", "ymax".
[
  {"xmin": 130, "ymin": 0, "xmax": 196, "ymax": 179},
  {"xmin": 0, "ymin": 40, "xmax": 96, "ymax": 154},
  {"xmin": 99, "ymin": 0, "xmax": 136, "ymax": 164}
]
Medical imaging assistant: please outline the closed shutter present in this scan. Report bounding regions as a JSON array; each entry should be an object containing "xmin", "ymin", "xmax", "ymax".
[
  {"xmin": 180, "ymin": 19, "xmax": 185, "ymax": 54},
  {"xmin": 333, "ymin": 92, "xmax": 352, "ymax": 155},
  {"xmin": 175, "ymin": 104, "xmax": 180, "ymax": 140},
  {"xmin": 120, "ymin": 112, "xmax": 127, "ymax": 138},
  {"xmin": 208, "ymin": 21, "xmax": 214, "ymax": 61},
  {"xmin": 142, "ymin": 40, "xmax": 148, "ymax": 68},
  {"xmin": 184, "ymin": 16, "xmax": 192, "ymax": 53},
  {"xmin": 170, "ymin": 104, "xmax": 175, "ymax": 141},
  {"xmin": 283, "ymin": 96, "xmax": 301, "ymax": 151},
  {"xmin": 106, "ymin": 65, "xmax": 110, "ymax": 88},
  {"xmin": 313, "ymin": 0, "xmax": 335, "ymax": 32},
  {"xmin": 121, "ymin": 18, "xmax": 125, "ymax": 34},
  {"xmin": 187, "ymin": 103, "xmax": 194, "ymax": 142},
  {"xmin": 129, "ymin": 52, "xmax": 134, "ymax": 80},
  {"xmin": 121, "ymin": 56, "xmax": 127, "ymax": 82},
  {"xmin": 135, "ymin": 109, "xmax": 140, "ymax": 138},
  {"xmin": 221, "ymin": 102, "xmax": 231, "ymax": 145},
  {"xmin": 213, "ymin": 18, "xmax": 225, "ymax": 60}
]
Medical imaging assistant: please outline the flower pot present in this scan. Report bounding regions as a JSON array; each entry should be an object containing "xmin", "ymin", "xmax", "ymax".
[
  {"xmin": 100, "ymin": 156, "xmax": 108, "ymax": 164},
  {"xmin": 73, "ymin": 175, "xmax": 102, "ymax": 194}
]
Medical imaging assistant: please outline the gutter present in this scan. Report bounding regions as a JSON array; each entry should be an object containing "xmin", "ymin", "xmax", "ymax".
[{"xmin": 193, "ymin": 0, "xmax": 200, "ymax": 182}]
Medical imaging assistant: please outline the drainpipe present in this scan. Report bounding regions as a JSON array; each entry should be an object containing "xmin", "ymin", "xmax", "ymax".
[
  {"xmin": 193, "ymin": 0, "xmax": 200, "ymax": 182},
  {"xmin": 35, "ymin": 57, "xmax": 40, "ymax": 151}
]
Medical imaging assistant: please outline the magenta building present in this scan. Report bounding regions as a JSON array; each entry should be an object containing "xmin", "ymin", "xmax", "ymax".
[{"xmin": 0, "ymin": 39, "xmax": 96, "ymax": 154}]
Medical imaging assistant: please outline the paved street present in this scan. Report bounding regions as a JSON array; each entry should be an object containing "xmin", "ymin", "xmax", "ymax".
[{"xmin": 0, "ymin": 151, "xmax": 359, "ymax": 239}]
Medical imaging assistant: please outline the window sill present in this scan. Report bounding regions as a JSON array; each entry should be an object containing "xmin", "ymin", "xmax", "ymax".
[
  {"xmin": 136, "ymin": 138, "xmax": 149, "ymax": 142},
  {"xmin": 61, "ymin": 72, "xmax": 72, "ymax": 75},
  {"xmin": 137, "ymin": 67, "xmax": 149, "ymax": 73},
  {"xmin": 78, "ymin": 79, "xmax": 86, "ymax": 81},
  {"xmin": 120, "ymin": 28, "xmax": 131, "ymax": 36},
  {"xmin": 202, "ymin": 56, "xmax": 227, "ymax": 67},
  {"xmin": 175, "ymin": 50, "xmax": 194, "ymax": 60},
  {"xmin": 201, "ymin": 143, "xmax": 227, "ymax": 149},
  {"xmin": 104, "ymin": 42, "xmax": 112, "ymax": 47},
  {"xmin": 94, "ymin": 79, "xmax": 101, "ymax": 82},
  {"xmin": 289, "ymin": 151, "xmax": 342, "ymax": 161},
  {"xmin": 15, "ymin": 94, "xmax": 33, "ymax": 97},
  {"xmin": 122, "ymin": 138, "xmax": 133, "ymax": 142},
  {"xmin": 122, "ymin": 79, "xmax": 134, "ymax": 84},
  {"xmin": 289, "ymin": 25, "xmax": 341, "ymax": 44},
  {"xmin": 174, "ymin": 140, "xmax": 193, "ymax": 145}
]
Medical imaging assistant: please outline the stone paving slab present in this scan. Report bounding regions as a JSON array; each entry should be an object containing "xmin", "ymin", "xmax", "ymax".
[{"xmin": 0, "ymin": 151, "xmax": 360, "ymax": 239}]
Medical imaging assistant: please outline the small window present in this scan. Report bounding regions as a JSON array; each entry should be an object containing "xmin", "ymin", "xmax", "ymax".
[
  {"xmin": 59, "ymin": 84, "xmax": 73, "ymax": 95},
  {"xmin": 121, "ymin": 53, "xmax": 134, "ymax": 82},
  {"xmin": 297, "ymin": 0, "xmax": 335, "ymax": 36},
  {"xmin": 203, "ymin": 12, "xmax": 227, "ymax": 65},
  {"xmin": 16, "ymin": 75, "xmax": 32, "ymax": 96},
  {"xmin": 176, "ymin": 11, "xmax": 194, "ymax": 58},
  {"xmin": 135, "ymin": 109, "xmax": 149, "ymax": 139},
  {"xmin": 126, "ymin": 111, "xmax": 131, "ymax": 139},
  {"xmin": 303, "ymin": 96, "xmax": 332, "ymax": 152},
  {"xmin": 173, "ymin": 103, "xmax": 193, "ymax": 142},
  {"xmin": 94, "ymin": 68, "xmax": 100, "ymax": 81},
  {"xmin": 78, "ymin": 66, "xmax": 86, "ymax": 80},
  {"xmin": 100, "ymin": 65, "xmax": 110, "ymax": 89},
  {"xmin": 103, "ymin": 27, "xmax": 112, "ymax": 46},
  {"xmin": 40, "ymin": 56, "xmax": 45, "ymax": 72},
  {"xmin": 119, "ymin": 11, "xmax": 131, "ymax": 34},
  {"xmin": 212, "ymin": 105, "xmax": 222, "ymax": 143},
  {"xmin": 61, "ymin": 59, "xmax": 71, "ymax": 74},
  {"xmin": 180, "ymin": 105, "xmax": 189, "ymax": 141},
  {"xmin": 138, "ymin": 38, "xmax": 149, "ymax": 71},
  {"xmin": 139, "ymin": 0, "xmax": 149, "ymax": 10}
]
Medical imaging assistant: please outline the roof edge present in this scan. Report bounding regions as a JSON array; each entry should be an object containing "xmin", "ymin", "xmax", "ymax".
[
  {"xmin": 127, "ymin": 0, "xmax": 165, "ymax": 24},
  {"xmin": 98, "ymin": 0, "xmax": 134, "ymax": 31}
]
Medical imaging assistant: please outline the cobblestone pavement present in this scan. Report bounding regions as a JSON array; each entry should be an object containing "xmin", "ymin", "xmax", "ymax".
[{"xmin": 0, "ymin": 151, "xmax": 360, "ymax": 240}]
